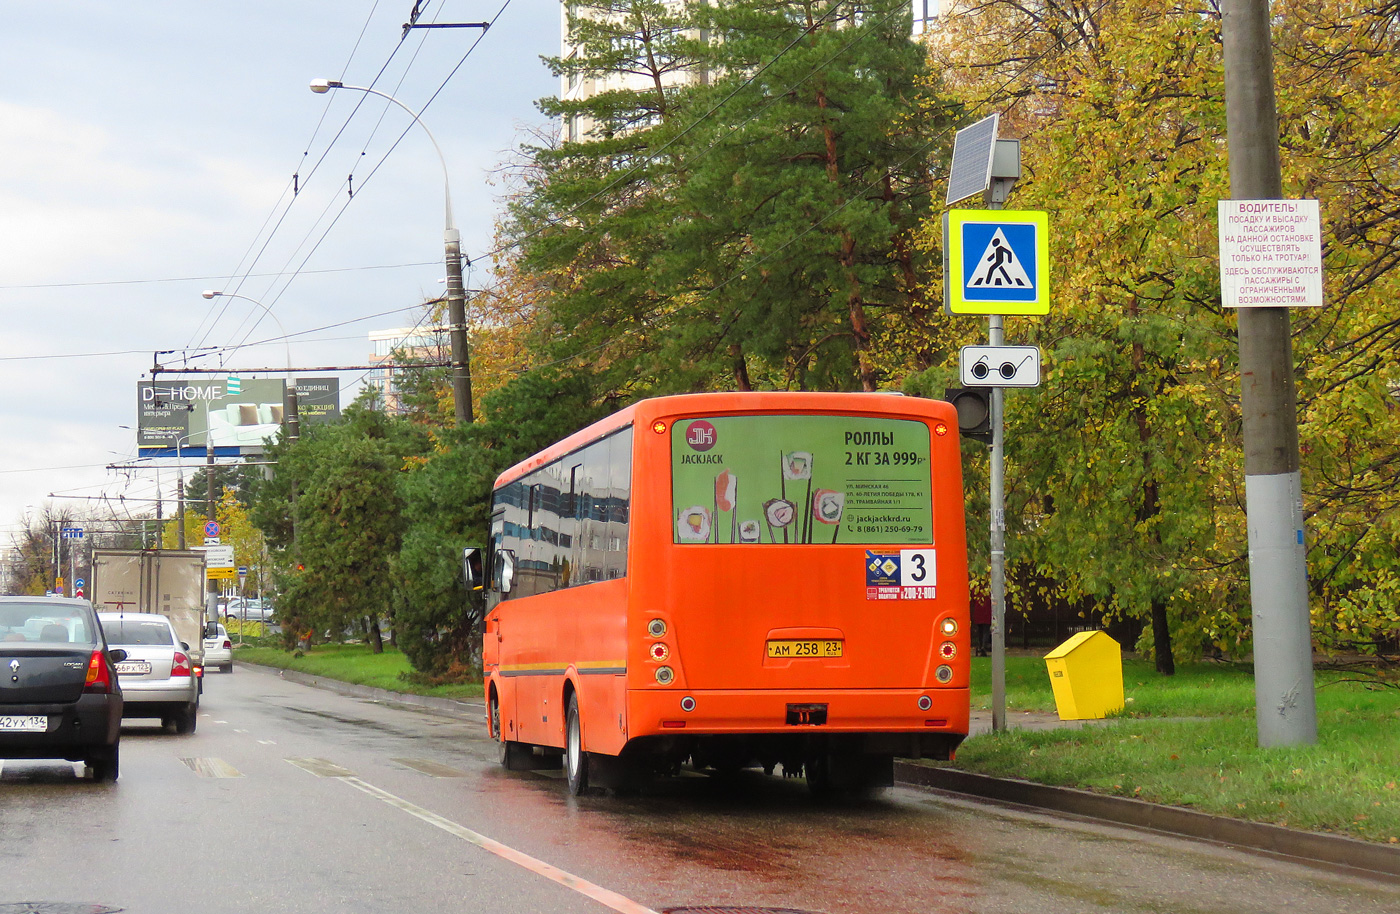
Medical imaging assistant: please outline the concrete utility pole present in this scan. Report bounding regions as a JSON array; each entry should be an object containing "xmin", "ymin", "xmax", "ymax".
[{"xmin": 1221, "ymin": 0, "xmax": 1317, "ymax": 746}]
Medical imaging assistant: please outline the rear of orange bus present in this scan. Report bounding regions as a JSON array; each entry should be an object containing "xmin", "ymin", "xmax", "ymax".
[{"xmin": 620, "ymin": 392, "xmax": 970, "ymax": 789}]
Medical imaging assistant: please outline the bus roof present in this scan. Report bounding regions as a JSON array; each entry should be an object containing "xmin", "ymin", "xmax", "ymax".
[{"xmin": 492, "ymin": 391, "xmax": 952, "ymax": 490}]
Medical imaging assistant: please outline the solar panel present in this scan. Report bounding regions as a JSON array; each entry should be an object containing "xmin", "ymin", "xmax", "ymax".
[{"xmin": 945, "ymin": 113, "xmax": 1000, "ymax": 207}]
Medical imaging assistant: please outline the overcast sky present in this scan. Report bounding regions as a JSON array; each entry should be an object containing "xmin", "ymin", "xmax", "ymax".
[{"xmin": 0, "ymin": 1, "xmax": 559, "ymax": 548}]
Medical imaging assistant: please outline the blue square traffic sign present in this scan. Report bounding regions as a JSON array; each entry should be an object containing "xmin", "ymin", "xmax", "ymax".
[{"xmin": 944, "ymin": 210, "xmax": 1050, "ymax": 315}]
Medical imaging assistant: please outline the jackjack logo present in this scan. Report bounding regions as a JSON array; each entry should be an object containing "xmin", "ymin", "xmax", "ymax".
[{"xmin": 685, "ymin": 420, "xmax": 717, "ymax": 451}]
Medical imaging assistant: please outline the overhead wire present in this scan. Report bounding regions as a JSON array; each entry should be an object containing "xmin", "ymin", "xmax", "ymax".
[
  {"xmin": 0, "ymin": 260, "xmax": 440, "ymax": 292},
  {"xmin": 193, "ymin": 0, "xmax": 515, "ymax": 375},
  {"xmin": 187, "ymin": 0, "xmax": 420, "ymax": 356},
  {"xmin": 216, "ymin": 9, "xmax": 446, "ymax": 351}
]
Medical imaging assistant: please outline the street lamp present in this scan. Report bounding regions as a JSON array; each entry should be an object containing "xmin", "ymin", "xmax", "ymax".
[
  {"xmin": 310, "ymin": 77, "xmax": 473, "ymax": 424},
  {"xmin": 201, "ymin": 290, "xmax": 300, "ymax": 442}
]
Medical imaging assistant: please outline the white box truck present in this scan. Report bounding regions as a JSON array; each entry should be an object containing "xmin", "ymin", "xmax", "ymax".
[{"xmin": 90, "ymin": 549, "xmax": 210, "ymax": 673}]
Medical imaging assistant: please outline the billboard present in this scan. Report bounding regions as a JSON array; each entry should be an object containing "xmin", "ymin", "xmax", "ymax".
[{"xmin": 138, "ymin": 377, "xmax": 341, "ymax": 456}]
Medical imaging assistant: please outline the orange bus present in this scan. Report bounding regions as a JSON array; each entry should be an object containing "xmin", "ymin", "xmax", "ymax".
[{"xmin": 479, "ymin": 392, "xmax": 970, "ymax": 795}]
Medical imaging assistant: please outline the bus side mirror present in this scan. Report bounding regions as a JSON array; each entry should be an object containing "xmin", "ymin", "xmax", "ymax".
[
  {"xmin": 462, "ymin": 547, "xmax": 484, "ymax": 591},
  {"xmin": 500, "ymin": 550, "xmax": 517, "ymax": 595}
]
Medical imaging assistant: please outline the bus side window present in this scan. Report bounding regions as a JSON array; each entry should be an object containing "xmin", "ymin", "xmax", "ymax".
[
  {"xmin": 499, "ymin": 550, "xmax": 517, "ymax": 594},
  {"xmin": 489, "ymin": 508, "xmax": 506, "ymax": 596}
]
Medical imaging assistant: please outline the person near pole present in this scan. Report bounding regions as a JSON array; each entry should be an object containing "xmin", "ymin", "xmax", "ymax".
[{"xmin": 970, "ymin": 582, "xmax": 992, "ymax": 657}]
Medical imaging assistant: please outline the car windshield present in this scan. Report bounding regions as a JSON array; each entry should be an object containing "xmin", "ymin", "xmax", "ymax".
[
  {"xmin": 0, "ymin": 603, "xmax": 92, "ymax": 645},
  {"xmin": 104, "ymin": 619, "xmax": 176, "ymax": 646}
]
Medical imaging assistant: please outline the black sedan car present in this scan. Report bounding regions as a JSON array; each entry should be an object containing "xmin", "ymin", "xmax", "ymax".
[{"xmin": 0, "ymin": 596, "xmax": 125, "ymax": 781}]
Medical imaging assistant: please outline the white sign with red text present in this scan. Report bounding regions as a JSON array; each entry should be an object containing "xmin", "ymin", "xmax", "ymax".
[{"xmin": 1218, "ymin": 199, "xmax": 1323, "ymax": 308}]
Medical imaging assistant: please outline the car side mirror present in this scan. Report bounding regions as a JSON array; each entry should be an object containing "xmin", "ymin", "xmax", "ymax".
[
  {"xmin": 462, "ymin": 547, "xmax": 483, "ymax": 591},
  {"xmin": 180, "ymin": 641, "xmax": 190, "ymax": 651},
  {"xmin": 109, "ymin": 649, "xmax": 128, "ymax": 663}
]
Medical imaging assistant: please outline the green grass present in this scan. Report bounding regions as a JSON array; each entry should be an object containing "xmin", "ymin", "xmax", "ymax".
[
  {"xmin": 952, "ymin": 655, "xmax": 1400, "ymax": 844},
  {"xmin": 233, "ymin": 643, "xmax": 484, "ymax": 701}
]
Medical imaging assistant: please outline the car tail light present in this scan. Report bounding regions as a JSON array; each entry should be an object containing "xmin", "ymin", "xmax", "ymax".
[
  {"xmin": 222, "ymin": 640, "xmax": 232, "ymax": 649},
  {"xmin": 172, "ymin": 651, "xmax": 192, "ymax": 677},
  {"xmin": 83, "ymin": 650, "xmax": 114, "ymax": 694}
]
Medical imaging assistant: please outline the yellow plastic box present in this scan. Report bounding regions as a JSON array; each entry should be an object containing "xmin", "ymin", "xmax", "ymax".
[{"xmin": 1044, "ymin": 630, "xmax": 1124, "ymax": 720}]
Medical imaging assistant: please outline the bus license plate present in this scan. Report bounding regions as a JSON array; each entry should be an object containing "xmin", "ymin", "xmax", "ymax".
[{"xmin": 767, "ymin": 640, "xmax": 843, "ymax": 658}]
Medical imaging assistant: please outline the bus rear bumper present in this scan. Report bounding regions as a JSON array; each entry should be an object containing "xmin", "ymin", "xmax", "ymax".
[{"xmin": 627, "ymin": 687, "xmax": 968, "ymax": 759}]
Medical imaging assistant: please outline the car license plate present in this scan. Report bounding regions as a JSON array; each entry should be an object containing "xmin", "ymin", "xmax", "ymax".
[
  {"xmin": 115, "ymin": 660, "xmax": 152, "ymax": 675},
  {"xmin": 0, "ymin": 715, "xmax": 49, "ymax": 732},
  {"xmin": 767, "ymin": 640, "xmax": 843, "ymax": 658}
]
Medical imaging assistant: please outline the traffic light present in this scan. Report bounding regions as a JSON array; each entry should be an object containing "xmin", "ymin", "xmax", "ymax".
[{"xmin": 944, "ymin": 387, "xmax": 992, "ymax": 444}]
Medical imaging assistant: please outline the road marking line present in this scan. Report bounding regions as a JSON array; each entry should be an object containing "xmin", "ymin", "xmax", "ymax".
[
  {"xmin": 391, "ymin": 756, "xmax": 469, "ymax": 778},
  {"xmin": 257, "ymin": 739, "xmax": 276, "ymax": 745},
  {"xmin": 286, "ymin": 757, "xmax": 355, "ymax": 778},
  {"xmin": 180, "ymin": 757, "xmax": 244, "ymax": 778},
  {"xmin": 341, "ymin": 776, "xmax": 659, "ymax": 914}
]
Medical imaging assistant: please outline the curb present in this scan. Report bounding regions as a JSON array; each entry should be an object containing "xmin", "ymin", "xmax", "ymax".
[
  {"xmin": 241, "ymin": 662, "xmax": 1399, "ymax": 882},
  {"xmin": 895, "ymin": 762, "xmax": 1400, "ymax": 882}
]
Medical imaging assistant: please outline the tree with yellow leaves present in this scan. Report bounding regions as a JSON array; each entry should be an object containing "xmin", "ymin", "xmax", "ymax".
[{"xmin": 924, "ymin": 0, "xmax": 1400, "ymax": 666}]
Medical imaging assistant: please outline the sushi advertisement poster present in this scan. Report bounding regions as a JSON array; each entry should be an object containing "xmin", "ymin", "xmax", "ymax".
[{"xmin": 671, "ymin": 415, "xmax": 934, "ymax": 547}]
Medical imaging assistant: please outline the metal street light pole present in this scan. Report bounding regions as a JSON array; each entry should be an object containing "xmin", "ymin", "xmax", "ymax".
[
  {"xmin": 167, "ymin": 432, "xmax": 197, "ymax": 549},
  {"xmin": 310, "ymin": 78, "xmax": 473, "ymax": 424}
]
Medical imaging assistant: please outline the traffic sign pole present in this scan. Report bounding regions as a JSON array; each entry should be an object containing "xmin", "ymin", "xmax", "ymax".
[
  {"xmin": 946, "ymin": 120, "xmax": 1030, "ymax": 734},
  {"xmin": 989, "ymin": 315, "xmax": 1007, "ymax": 734}
]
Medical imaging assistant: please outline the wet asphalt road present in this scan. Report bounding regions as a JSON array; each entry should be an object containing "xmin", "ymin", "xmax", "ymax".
[{"xmin": 1, "ymin": 664, "xmax": 1397, "ymax": 914}]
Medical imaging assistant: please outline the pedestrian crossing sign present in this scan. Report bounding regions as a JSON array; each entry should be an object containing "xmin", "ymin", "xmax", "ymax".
[{"xmin": 944, "ymin": 209, "xmax": 1050, "ymax": 315}]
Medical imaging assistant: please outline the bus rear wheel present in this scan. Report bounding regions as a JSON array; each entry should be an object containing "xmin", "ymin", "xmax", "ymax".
[{"xmin": 565, "ymin": 693, "xmax": 590, "ymax": 796}]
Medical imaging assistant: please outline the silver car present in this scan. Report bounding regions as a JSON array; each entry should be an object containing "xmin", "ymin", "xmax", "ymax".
[
  {"xmin": 202, "ymin": 622, "xmax": 233, "ymax": 673},
  {"xmin": 98, "ymin": 613, "xmax": 199, "ymax": 734},
  {"xmin": 224, "ymin": 598, "xmax": 273, "ymax": 623}
]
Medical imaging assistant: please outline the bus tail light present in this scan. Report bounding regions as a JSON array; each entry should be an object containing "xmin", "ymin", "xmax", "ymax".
[
  {"xmin": 680, "ymin": 696, "xmax": 696, "ymax": 712},
  {"xmin": 655, "ymin": 666, "xmax": 675, "ymax": 685},
  {"xmin": 650, "ymin": 642, "xmax": 669, "ymax": 662},
  {"xmin": 939, "ymin": 618, "xmax": 958, "ymax": 636},
  {"xmin": 647, "ymin": 618, "xmax": 667, "ymax": 638},
  {"xmin": 939, "ymin": 641, "xmax": 957, "ymax": 659},
  {"xmin": 917, "ymin": 695, "xmax": 932, "ymax": 711},
  {"xmin": 935, "ymin": 664, "xmax": 954, "ymax": 683}
]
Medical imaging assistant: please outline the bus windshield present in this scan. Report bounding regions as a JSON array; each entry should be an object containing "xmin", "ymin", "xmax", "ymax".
[{"xmin": 671, "ymin": 414, "xmax": 933, "ymax": 545}]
